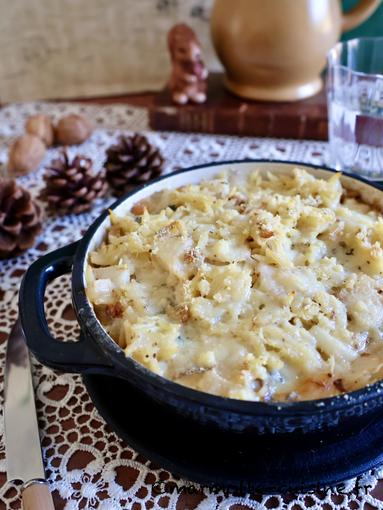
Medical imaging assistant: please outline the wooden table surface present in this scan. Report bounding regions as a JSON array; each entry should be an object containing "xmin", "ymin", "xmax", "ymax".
[
  {"xmin": 66, "ymin": 91, "xmax": 156, "ymax": 108},
  {"xmin": 68, "ymin": 72, "xmax": 329, "ymax": 141}
]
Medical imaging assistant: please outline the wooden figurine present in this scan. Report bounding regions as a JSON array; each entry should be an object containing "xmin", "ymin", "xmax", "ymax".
[{"xmin": 167, "ymin": 23, "xmax": 208, "ymax": 105}]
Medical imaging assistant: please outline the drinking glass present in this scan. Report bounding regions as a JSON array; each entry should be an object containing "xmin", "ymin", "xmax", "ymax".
[{"xmin": 327, "ymin": 37, "xmax": 383, "ymax": 180}]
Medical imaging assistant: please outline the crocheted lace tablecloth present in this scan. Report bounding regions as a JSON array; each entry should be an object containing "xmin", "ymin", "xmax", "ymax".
[{"xmin": 0, "ymin": 101, "xmax": 382, "ymax": 510}]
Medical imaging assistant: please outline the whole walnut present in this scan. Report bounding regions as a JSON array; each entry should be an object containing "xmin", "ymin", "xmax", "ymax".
[
  {"xmin": 56, "ymin": 114, "xmax": 93, "ymax": 145},
  {"xmin": 8, "ymin": 134, "xmax": 46, "ymax": 176},
  {"xmin": 25, "ymin": 114, "xmax": 55, "ymax": 147}
]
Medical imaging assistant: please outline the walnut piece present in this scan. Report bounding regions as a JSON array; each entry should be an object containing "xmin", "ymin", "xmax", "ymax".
[
  {"xmin": 56, "ymin": 114, "xmax": 93, "ymax": 145},
  {"xmin": 8, "ymin": 134, "xmax": 46, "ymax": 176},
  {"xmin": 25, "ymin": 114, "xmax": 55, "ymax": 147}
]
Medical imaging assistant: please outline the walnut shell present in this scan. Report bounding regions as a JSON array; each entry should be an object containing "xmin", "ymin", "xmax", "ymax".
[
  {"xmin": 56, "ymin": 114, "xmax": 93, "ymax": 145},
  {"xmin": 8, "ymin": 134, "xmax": 46, "ymax": 176},
  {"xmin": 25, "ymin": 114, "xmax": 55, "ymax": 147}
]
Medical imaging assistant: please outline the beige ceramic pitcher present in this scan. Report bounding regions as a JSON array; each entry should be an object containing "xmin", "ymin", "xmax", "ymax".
[{"xmin": 211, "ymin": 0, "xmax": 381, "ymax": 101}]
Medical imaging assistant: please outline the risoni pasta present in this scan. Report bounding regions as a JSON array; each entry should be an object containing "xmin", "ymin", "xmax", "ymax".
[{"xmin": 86, "ymin": 167, "xmax": 383, "ymax": 401}]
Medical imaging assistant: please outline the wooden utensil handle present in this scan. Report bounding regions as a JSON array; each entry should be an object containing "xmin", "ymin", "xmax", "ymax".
[{"xmin": 22, "ymin": 482, "xmax": 55, "ymax": 510}]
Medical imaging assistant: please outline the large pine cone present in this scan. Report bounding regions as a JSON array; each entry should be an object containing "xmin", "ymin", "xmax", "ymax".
[
  {"xmin": 0, "ymin": 179, "xmax": 43, "ymax": 259},
  {"xmin": 105, "ymin": 134, "xmax": 164, "ymax": 196},
  {"xmin": 40, "ymin": 150, "xmax": 107, "ymax": 215}
]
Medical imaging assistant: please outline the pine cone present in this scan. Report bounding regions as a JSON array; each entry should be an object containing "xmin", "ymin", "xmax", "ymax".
[
  {"xmin": 0, "ymin": 179, "xmax": 43, "ymax": 259},
  {"xmin": 41, "ymin": 150, "xmax": 107, "ymax": 215},
  {"xmin": 105, "ymin": 134, "xmax": 164, "ymax": 196}
]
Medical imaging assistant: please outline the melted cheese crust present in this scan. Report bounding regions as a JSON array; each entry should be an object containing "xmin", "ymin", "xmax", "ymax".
[{"xmin": 86, "ymin": 168, "xmax": 383, "ymax": 401}]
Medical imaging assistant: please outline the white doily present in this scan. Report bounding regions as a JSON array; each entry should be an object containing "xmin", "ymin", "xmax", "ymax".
[{"xmin": 0, "ymin": 101, "xmax": 382, "ymax": 510}]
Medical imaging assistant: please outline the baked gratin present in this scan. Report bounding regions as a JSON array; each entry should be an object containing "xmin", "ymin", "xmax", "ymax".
[{"xmin": 86, "ymin": 168, "xmax": 383, "ymax": 402}]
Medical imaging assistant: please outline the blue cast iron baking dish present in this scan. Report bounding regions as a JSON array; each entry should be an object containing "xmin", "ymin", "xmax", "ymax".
[{"xmin": 19, "ymin": 160, "xmax": 383, "ymax": 436}]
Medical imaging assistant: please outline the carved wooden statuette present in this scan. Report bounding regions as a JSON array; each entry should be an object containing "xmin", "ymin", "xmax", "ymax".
[{"xmin": 167, "ymin": 23, "xmax": 208, "ymax": 105}]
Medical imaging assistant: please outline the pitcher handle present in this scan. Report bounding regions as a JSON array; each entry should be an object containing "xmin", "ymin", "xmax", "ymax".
[{"xmin": 342, "ymin": 0, "xmax": 381, "ymax": 32}]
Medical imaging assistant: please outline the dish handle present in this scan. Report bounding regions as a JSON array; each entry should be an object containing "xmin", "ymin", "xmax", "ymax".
[{"xmin": 19, "ymin": 241, "xmax": 112, "ymax": 374}]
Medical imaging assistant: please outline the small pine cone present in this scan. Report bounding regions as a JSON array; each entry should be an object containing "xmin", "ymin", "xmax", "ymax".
[
  {"xmin": 0, "ymin": 179, "xmax": 43, "ymax": 259},
  {"xmin": 40, "ymin": 150, "xmax": 108, "ymax": 215},
  {"xmin": 105, "ymin": 134, "xmax": 164, "ymax": 196}
]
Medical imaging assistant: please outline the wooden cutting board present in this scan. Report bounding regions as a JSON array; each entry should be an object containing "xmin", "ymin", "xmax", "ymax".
[{"xmin": 149, "ymin": 73, "xmax": 328, "ymax": 140}]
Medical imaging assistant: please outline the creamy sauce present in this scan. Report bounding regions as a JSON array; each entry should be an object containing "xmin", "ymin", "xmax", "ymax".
[{"xmin": 86, "ymin": 168, "xmax": 383, "ymax": 401}]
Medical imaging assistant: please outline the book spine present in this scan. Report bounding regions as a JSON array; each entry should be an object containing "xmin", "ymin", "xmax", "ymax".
[{"xmin": 149, "ymin": 107, "xmax": 328, "ymax": 140}]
